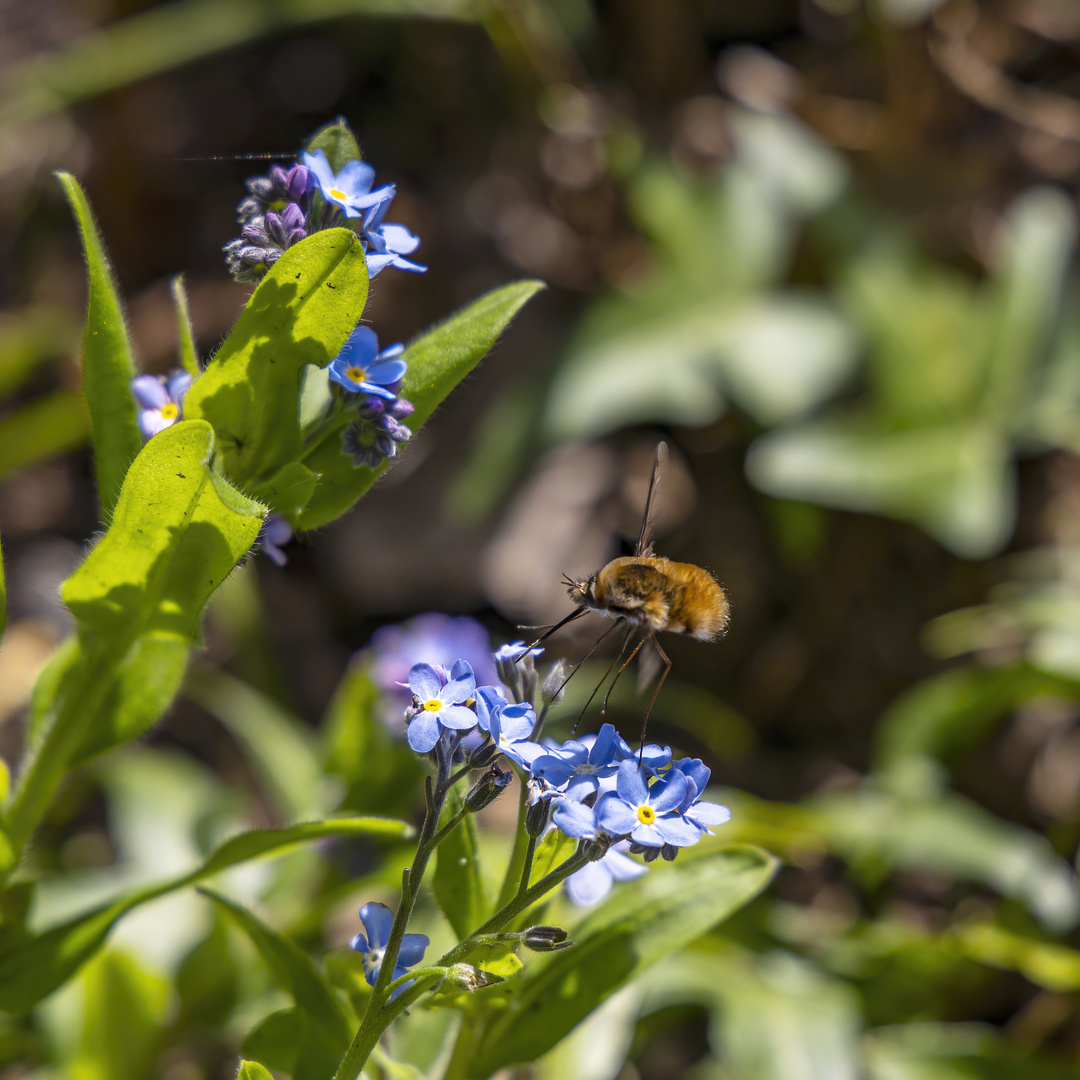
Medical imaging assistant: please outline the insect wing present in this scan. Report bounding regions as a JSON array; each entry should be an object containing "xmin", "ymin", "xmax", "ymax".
[{"xmin": 634, "ymin": 441, "xmax": 669, "ymax": 557}]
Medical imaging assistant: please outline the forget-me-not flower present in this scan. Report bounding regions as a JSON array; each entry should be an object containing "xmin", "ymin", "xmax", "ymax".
[
  {"xmin": 350, "ymin": 902, "xmax": 429, "ymax": 998},
  {"xmin": 328, "ymin": 326, "xmax": 407, "ymax": 398},
  {"xmin": 530, "ymin": 723, "xmax": 629, "ymax": 800},
  {"xmin": 594, "ymin": 759, "xmax": 703, "ymax": 849},
  {"xmin": 302, "ymin": 149, "xmax": 394, "ymax": 219},
  {"xmin": 671, "ymin": 758, "xmax": 732, "ymax": 835},
  {"xmin": 256, "ymin": 513, "xmax": 293, "ymax": 568},
  {"xmin": 131, "ymin": 370, "xmax": 192, "ymax": 440},
  {"xmin": 474, "ymin": 686, "xmax": 542, "ymax": 769},
  {"xmin": 362, "ymin": 198, "xmax": 427, "ymax": 276},
  {"xmin": 406, "ymin": 660, "xmax": 478, "ymax": 753}
]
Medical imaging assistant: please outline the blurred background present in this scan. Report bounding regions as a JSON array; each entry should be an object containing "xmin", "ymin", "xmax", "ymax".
[{"xmin": 5, "ymin": 0, "xmax": 1080, "ymax": 1076}]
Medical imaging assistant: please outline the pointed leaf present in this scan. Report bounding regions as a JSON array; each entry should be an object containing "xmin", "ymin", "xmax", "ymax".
[
  {"xmin": 433, "ymin": 786, "xmax": 489, "ymax": 938},
  {"xmin": 468, "ymin": 845, "xmax": 777, "ymax": 1076},
  {"xmin": 237, "ymin": 1061, "xmax": 276, "ymax": 1080},
  {"xmin": 0, "ymin": 815, "xmax": 408, "ymax": 1011},
  {"xmin": 297, "ymin": 279, "xmax": 544, "ymax": 529},
  {"xmin": 56, "ymin": 171, "xmax": 142, "ymax": 516},
  {"xmin": 171, "ymin": 274, "xmax": 200, "ymax": 378}
]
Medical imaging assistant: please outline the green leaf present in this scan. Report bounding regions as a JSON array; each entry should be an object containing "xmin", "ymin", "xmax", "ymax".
[
  {"xmin": 171, "ymin": 274, "xmax": 201, "ymax": 378},
  {"xmin": 200, "ymin": 888, "xmax": 352, "ymax": 1080},
  {"xmin": 6, "ymin": 421, "xmax": 265, "ymax": 855},
  {"xmin": 813, "ymin": 780, "xmax": 1080, "ymax": 931},
  {"xmin": 56, "ymin": 171, "xmax": 142, "ymax": 517},
  {"xmin": 297, "ymin": 279, "xmax": 545, "ymax": 530},
  {"xmin": 185, "ymin": 667, "xmax": 324, "ymax": 820},
  {"xmin": 874, "ymin": 664, "xmax": 1073, "ymax": 772},
  {"xmin": 71, "ymin": 950, "xmax": 169, "ymax": 1080},
  {"xmin": 746, "ymin": 418, "xmax": 1014, "ymax": 559},
  {"xmin": 0, "ymin": 815, "xmax": 408, "ymax": 1012},
  {"xmin": 0, "ymin": 391, "xmax": 92, "ymax": 481},
  {"xmin": 183, "ymin": 228, "xmax": 369, "ymax": 490},
  {"xmin": 467, "ymin": 845, "xmax": 777, "ymax": 1076},
  {"xmin": 236, "ymin": 1060, "xmax": 277, "ymax": 1080},
  {"xmin": 248, "ymin": 461, "xmax": 318, "ymax": 518},
  {"xmin": 433, "ymin": 786, "xmax": 489, "ymax": 938},
  {"xmin": 306, "ymin": 116, "xmax": 362, "ymax": 172},
  {"xmin": 62, "ymin": 419, "xmax": 264, "ymax": 639},
  {"xmin": 243, "ymin": 1007, "xmax": 306, "ymax": 1075}
]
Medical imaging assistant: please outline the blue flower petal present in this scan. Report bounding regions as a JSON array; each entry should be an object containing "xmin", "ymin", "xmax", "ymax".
[
  {"xmin": 437, "ymin": 703, "xmax": 479, "ymax": 731},
  {"xmin": 565, "ymin": 862, "xmax": 614, "ymax": 907},
  {"xmin": 689, "ymin": 800, "xmax": 731, "ymax": 828},
  {"xmin": 654, "ymin": 815, "xmax": 703, "ymax": 848},
  {"xmin": 396, "ymin": 932, "xmax": 430, "ymax": 968},
  {"xmin": 649, "ymin": 770, "xmax": 688, "ymax": 814},
  {"xmin": 407, "ymin": 711, "xmax": 441, "ymax": 752},
  {"xmin": 359, "ymin": 901, "xmax": 394, "ymax": 948},
  {"xmin": 615, "ymin": 759, "xmax": 650, "ymax": 806},
  {"xmin": 367, "ymin": 357, "xmax": 407, "ymax": 385},
  {"xmin": 338, "ymin": 326, "xmax": 379, "ymax": 367},
  {"xmin": 132, "ymin": 375, "xmax": 169, "ymax": 409},
  {"xmin": 552, "ymin": 797, "xmax": 598, "ymax": 839},
  {"xmin": 595, "ymin": 791, "xmax": 637, "ymax": 836},
  {"xmin": 607, "ymin": 848, "xmax": 648, "ymax": 883},
  {"xmin": 408, "ymin": 663, "xmax": 443, "ymax": 701},
  {"xmin": 630, "ymin": 821, "xmax": 665, "ymax": 846}
]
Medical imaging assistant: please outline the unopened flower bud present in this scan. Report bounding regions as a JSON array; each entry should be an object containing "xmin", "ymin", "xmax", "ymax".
[
  {"xmin": 525, "ymin": 794, "xmax": 553, "ymax": 837},
  {"xmin": 447, "ymin": 963, "xmax": 501, "ymax": 990},
  {"xmin": 521, "ymin": 925, "xmax": 571, "ymax": 952},
  {"xmin": 464, "ymin": 766, "xmax": 511, "ymax": 813},
  {"xmin": 581, "ymin": 837, "xmax": 613, "ymax": 862},
  {"xmin": 540, "ymin": 659, "xmax": 571, "ymax": 705},
  {"xmin": 468, "ymin": 740, "xmax": 500, "ymax": 768}
]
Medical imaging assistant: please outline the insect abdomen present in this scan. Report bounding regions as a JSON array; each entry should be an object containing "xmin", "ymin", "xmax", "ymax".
[{"xmin": 656, "ymin": 558, "xmax": 729, "ymax": 641}]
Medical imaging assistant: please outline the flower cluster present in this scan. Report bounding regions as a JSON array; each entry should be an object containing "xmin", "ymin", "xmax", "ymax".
[
  {"xmin": 397, "ymin": 637, "xmax": 731, "ymax": 905},
  {"xmin": 332, "ymin": 326, "xmax": 415, "ymax": 469},
  {"xmin": 223, "ymin": 150, "xmax": 426, "ymax": 285}
]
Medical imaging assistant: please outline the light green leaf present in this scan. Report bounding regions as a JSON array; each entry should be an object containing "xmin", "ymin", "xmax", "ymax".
[
  {"xmin": 0, "ymin": 815, "xmax": 408, "ymax": 1012},
  {"xmin": 242, "ymin": 1007, "xmax": 306, "ymax": 1075},
  {"xmin": 813, "ymin": 781, "xmax": 1080, "ymax": 931},
  {"xmin": 6, "ymin": 421, "xmax": 264, "ymax": 856},
  {"xmin": 433, "ymin": 786, "xmax": 489, "ymax": 938},
  {"xmin": 237, "ymin": 1061, "xmax": 277, "ymax": 1080},
  {"xmin": 306, "ymin": 116, "xmax": 361, "ymax": 171},
  {"xmin": 874, "ymin": 664, "xmax": 1073, "ymax": 772},
  {"xmin": 746, "ymin": 418, "xmax": 1014, "ymax": 559},
  {"xmin": 297, "ymin": 279, "xmax": 545, "ymax": 530},
  {"xmin": 467, "ymin": 845, "xmax": 777, "ymax": 1076},
  {"xmin": 248, "ymin": 461, "xmax": 318, "ymax": 518},
  {"xmin": 183, "ymin": 228, "xmax": 369, "ymax": 490},
  {"xmin": 56, "ymin": 171, "xmax": 142, "ymax": 517},
  {"xmin": 201, "ymin": 888, "xmax": 352, "ymax": 1080},
  {"xmin": 171, "ymin": 274, "xmax": 200, "ymax": 378},
  {"xmin": 71, "ymin": 950, "xmax": 169, "ymax": 1080},
  {"xmin": 955, "ymin": 921, "xmax": 1080, "ymax": 993},
  {"xmin": 0, "ymin": 391, "xmax": 92, "ymax": 481}
]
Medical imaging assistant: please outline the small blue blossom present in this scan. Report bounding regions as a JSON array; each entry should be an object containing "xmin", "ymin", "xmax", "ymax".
[
  {"xmin": 256, "ymin": 513, "xmax": 293, "ymax": 568},
  {"xmin": 362, "ymin": 199, "xmax": 427, "ymax": 276},
  {"xmin": 350, "ymin": 901, "xmax": 429, "ymax": 999},
  {"xmin": 594, "ymin": 759, "xmax": 702, "ymax": 849},
  {"xmin": 530, "ymin": 723, "xmax": 628, "ymax": 800},
  {"xmin": 406, "ymin": 660, "xmax": 478, "ymax": 753},
  {"xmin": 565, "ymin": 842, "xmax": 647, "ymax": 907},
  {"xmin": 475, "ymin": 686, "xmax": 543, "ymax": 769},
  {"xmin": 493, "ymin": 641, "xmax": 544, "ymax": 663},
  {"xmin": 302, "ymin": 149, "xmax": 395, "ymax": 219},
  {"xmin": 131, "ymin": 370, "xmax": 192, "ymax": 439},
  {"xmin": 671, "ymin": 758, "xmax": 732, "ymax": 834},
  {"xmin": 328, "ymin": 326, "xmax": 407, "ymax": 399}
]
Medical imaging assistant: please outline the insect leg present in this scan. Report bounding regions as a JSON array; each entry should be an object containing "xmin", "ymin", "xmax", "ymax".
[
  {"xmin": 638, "ymin": 636, "xmax": 672, "ymax": 755},
  {"xmin": 600, "ymin": 633, "xmax": 648, "ymax": 716},
  {"xmin": 515, "ymin": 607, "xmax": 589, "ymax": 662},
  {"xmin": 568, "ymin": 622, "xmax": 635, "ymax": 735}
]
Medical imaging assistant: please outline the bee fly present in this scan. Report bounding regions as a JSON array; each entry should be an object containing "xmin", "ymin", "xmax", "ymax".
[{"xmin": 524, "ymin": 442, "xmax": 729, "ymax": 744}]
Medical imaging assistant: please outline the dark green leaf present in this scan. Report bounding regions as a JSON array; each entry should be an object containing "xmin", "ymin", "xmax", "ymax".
[
  {"xmin": 200, "ymin": 888, "xmax": 352, "ymax": 1080},
  {"xmin": 433, "ymin": 786, "xmax": 489, "ymax": 938},
  {"xmin": 242, "ymin": 1007, "xmax": 304, "ymax": 1075},
  {"xmin": 56, "ymin": 171, "xmax": 142, "ymax": 517},
  {"xmin": 298, "ymin": 279, "xmax": 545, "ymax": 529},
  {"xmin": 306, "ymin": 116, "xmax": 361, "ymax": 172},
  {"xmin": 467, "ymin": 845, "xmax": 777, "ymax": 1076}
]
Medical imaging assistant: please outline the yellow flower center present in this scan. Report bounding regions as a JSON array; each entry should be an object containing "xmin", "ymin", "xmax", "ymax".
[
  {"xmin": 345, "ymin": 366, "xmax": 367, "ymax": 383},
  {"xmin": 160, "ymin": 403, "xmax": 179, "ymax": 420},
  {"xmin": 636, "ymin": 805, "xmax": 656, "ymax": 825},
  {"xmin": 423, "ymin": 699, "xmax": 442, "ymax": 712},
  {"xmin": 330, "ymin": 188, "xmax": 348, "ymax": 200}
]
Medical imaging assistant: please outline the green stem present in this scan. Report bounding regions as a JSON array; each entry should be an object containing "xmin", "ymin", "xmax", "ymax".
[
  {"xmin": 495, "ymin": 778, "xmax": 530, "ymax": 909},
  {"xmin": 517, "ymin": 832, "xmax": 539, "ymax": 897}
]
